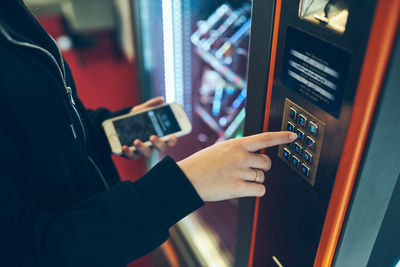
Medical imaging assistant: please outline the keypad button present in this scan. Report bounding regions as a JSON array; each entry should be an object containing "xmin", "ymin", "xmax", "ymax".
[
  {"xmin": 280, "ymin": 99, "xmax": 327, "ymax": 185},
  {"xmin": 308, "ymin": 122, "xmax": 318, "ymax": 135},
  {"xmin": 291, "ymin": 156, "xmax": 300, "ymax": 169},
  {"xmin": 296, "ymin": 129, "xmax": 304, "ymax": 141},
  {"xmin": 289, "ymin": 108, "xmax": 297, "ymax": 120},
  {"xmin": 298, "ymin": 114, "xmax": 307, "ymax": 127},
  {"xmin": 305, "ymin": 136, "xmax": 315, "ymax": 150},
  {"xmin": 301, "ymin": 164, "xmax": 311, "ymax": 177},
  {"xmin": 283, "ymin": 148, "xmax": 291, "ymax": 160},
  {"xmin": 304, "ymin": 151, "xmax": 313, "ymax": 163},
  {"xmin": 287, "ymin": 122, "xmax": 295, "ymax": 132},
  {"xmin": 294, "ymin": 142, "xmax": 302, "ymax": 155}
]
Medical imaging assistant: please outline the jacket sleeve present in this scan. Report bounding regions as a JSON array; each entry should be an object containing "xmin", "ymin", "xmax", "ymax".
[{"xmin": 1, "ymin": 156, "xmax": 204, "ymax": 267}]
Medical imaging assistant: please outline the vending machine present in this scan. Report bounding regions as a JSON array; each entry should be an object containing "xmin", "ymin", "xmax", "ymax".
[{"xmin": 236, "ymin": 0, "xmax": 400, "ymax": 266}]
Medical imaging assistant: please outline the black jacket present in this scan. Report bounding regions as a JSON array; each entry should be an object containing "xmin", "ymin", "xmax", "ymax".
[{"xmin": 0, "ymin": 1, "xmax": 203, "ymax": 266}]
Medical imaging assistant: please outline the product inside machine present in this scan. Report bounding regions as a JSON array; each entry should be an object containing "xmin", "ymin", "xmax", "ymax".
[{"xmin": 299, "ymin": 0, "xmax": 349, "ymax": 33}]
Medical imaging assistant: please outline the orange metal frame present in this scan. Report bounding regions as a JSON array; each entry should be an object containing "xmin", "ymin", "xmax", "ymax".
[
  {"xmin": 248, "ymin": 0, "xmax": 400, "ymax": 266},
  {"xmin": 314, "ymin": 1, "xmax": 400, "ymax": 266},
  {"xmin": 161, "ymin": 240, "xmax": 180, "ymax": 267}
]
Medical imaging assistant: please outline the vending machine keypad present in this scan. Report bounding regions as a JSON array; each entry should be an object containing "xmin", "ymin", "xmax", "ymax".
[{"xmin": 278, "ymin": 98, "xmax": 326, "ymax": 185}]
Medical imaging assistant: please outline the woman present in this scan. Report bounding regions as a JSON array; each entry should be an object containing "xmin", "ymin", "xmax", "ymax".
[{"xmin": 0, "ymin": 0, "xmax": 296, "ymax": 266}]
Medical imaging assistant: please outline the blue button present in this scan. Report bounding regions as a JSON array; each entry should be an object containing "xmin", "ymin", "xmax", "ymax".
[
  {"xmin": 291, "ymin": 156, "xmax": 300, "ymax": 169},
  {"xmin": 308, "ymin": 122, "xmax": 318, "ymax": 135},
  {"xmin": 298, "ymin": 114, "xmax": 307, "ymax": 127},
  {"xmin": 294, "ymin": 142, "xmax": 302, "ymax": 155},
  {"xmin": 306, "ymin": 136, "xmax": 315, "ymax": 150},
  {"xmin": 283, "ymin": 148, "xmax": 291, "ymax": 160},
  {"xmin": 287, "ymin": 122, "xmax": 295, "ymax": 132},
  {"xmin": 304, "ymin": 151, "xmax": 313, "ymax": 163},
  {"xmin": 296, "ymin": 129, "xmax": 304, "ymax": 141},
  {"xmin": 301, "ymin": 164, "xmax": 310, "ymax": 177},
  {"xmin": 289, "ymin": 108, "xmax": 297, "ymax": 120}
]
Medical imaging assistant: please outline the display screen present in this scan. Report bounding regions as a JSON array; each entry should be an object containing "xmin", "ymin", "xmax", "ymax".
[
  {"xmin": 113, "ymin": 105, "xmax": 181, "ymax": 146},
  {"xmin": 281, "ymin": 26, "xmax": 351, "ymax": 118}
]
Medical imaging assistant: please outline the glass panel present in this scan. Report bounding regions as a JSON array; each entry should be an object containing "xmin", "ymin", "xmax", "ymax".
[
  {"xmin": 191, "ymin": 2, "xmax": 251, "ymax": 145},
  {"xmin": 299, "ymin": 0, "xmax": 349, "ymax": 34},
  {"xmin": 132, "ymin": 1, "xmax": 252, "ymax": 265},
  {"xmin": 178, "ymin": 3, "xmax": 252, "ymax": 265}
]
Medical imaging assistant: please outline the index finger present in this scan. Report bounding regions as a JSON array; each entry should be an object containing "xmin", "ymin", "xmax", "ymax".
[{"xmin": 242, "ymin": 131, "xmax": 297, "ymax": 152}]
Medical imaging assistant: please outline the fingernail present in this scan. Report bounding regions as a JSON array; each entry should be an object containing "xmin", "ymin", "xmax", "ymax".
[{"xmin": 289, "ymin": 132, "xmax": 297, "ymax": 141}]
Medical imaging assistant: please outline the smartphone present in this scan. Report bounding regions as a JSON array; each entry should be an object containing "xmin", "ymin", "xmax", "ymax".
[{"xmin": 102, "ymin": 103, "xmax": 192, "ymax": 155}]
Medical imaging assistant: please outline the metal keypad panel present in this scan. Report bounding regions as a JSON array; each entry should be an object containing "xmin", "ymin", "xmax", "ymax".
[{"xmin": 278, "ymin": 98, "xmax": 326, "ymax": 185}]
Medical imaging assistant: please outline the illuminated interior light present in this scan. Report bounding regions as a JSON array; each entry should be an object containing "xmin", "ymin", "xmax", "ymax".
[
  {"xmin": 162, "ymin": 0, "xmax": 185, "ymax": 106},
  {"xmin": 182, "ymin": 0, "xmax": 192, "ymax": 119},
  {"xmin": 172, "ymin": 0, "xmax": 184, "ymax": 106},
  {"xmin": 162, "ymin": 0, "xmax": 176, "ymax": 103}
]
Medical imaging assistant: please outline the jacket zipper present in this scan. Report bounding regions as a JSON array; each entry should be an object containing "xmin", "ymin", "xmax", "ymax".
[{"xmin": 0, "ymin": 25, "xmax": 110, "ymax": 190}]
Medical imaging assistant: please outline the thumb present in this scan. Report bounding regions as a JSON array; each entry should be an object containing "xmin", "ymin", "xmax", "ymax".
[
  {"xmin": 142, "ymin": 97, "xmax": 164, "ymax": 107},
  {"xmin": 131, "ymin": 97, "xmax": 165, "ymax": 113},
  {"xmin": 242, "ymin": 131, "xmax": 297, "ymax": 152}
]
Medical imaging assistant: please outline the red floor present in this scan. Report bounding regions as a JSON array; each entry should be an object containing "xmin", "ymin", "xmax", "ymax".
[{"xmin": 38, "ymin": 15, "xmax": 152, "ymax": 267}]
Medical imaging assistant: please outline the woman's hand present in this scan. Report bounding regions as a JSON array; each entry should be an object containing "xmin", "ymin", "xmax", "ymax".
[
  {"xmin": 121, "ymin": 97, "xmax": 178, "ymax": 160},
  {"xmin": 177, "ymin": 131, "xmax": 297, "ymax": 202}
]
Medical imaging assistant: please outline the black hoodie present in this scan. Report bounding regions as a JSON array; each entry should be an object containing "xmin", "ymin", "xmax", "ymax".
[{"xmin": 0, "ymin": 1, "xmax": 203, "ymax": 266}]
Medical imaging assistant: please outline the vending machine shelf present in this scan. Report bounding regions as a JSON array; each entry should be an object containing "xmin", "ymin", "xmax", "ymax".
[{"xmin": 194, "ymin": 48, "xmax": 246, "ymax": 88}]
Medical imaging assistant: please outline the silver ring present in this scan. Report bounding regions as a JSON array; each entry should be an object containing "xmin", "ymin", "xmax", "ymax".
[{"xmin": 254, "ymin": 168, "xmax": 259, "ymax": 182}]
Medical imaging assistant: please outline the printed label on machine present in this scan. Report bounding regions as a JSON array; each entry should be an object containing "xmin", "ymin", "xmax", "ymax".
[{"xmin": 281, "ymin": 26, "xmax": 351, "ymax": 118}]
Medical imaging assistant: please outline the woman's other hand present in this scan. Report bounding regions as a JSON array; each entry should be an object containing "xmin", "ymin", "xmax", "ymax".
[{"xmin": 121, "ymin": 97, "xmax": 178, "ymax": 160}]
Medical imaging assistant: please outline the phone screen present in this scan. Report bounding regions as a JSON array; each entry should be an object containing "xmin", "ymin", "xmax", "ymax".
[{"xmin": 113, "ymin": 105, "xmax": 181, "ymax": 146}]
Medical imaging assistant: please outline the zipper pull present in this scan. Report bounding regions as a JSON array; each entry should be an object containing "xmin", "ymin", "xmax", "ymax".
[
  {"xmin": 69, "ymin": 124, "xmax": 78, "ymax": 139},
  {"xmin": 66, "ymin": 86, "xmax": 76, "ymax": 105}
]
